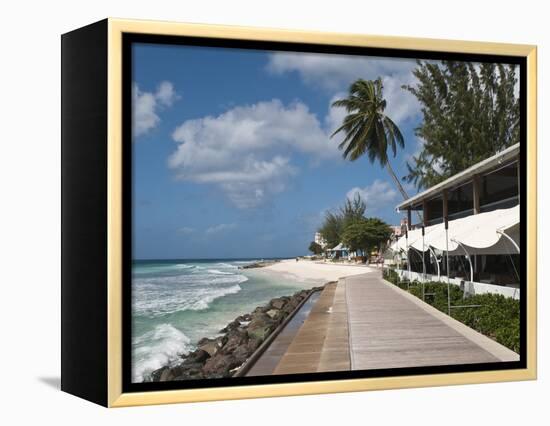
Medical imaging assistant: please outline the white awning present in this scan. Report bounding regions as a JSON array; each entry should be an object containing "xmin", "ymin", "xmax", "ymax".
[
  {"xmin": 390, "ymin": 206, "xmax": 519, "ymax": 255},
  {"xmin": 329, "ymin": 243, "xmax": 348, "ymax": 251},
  {"xmin": 390, "ymin": 228, "xmax": 422, "ymax": 252}
]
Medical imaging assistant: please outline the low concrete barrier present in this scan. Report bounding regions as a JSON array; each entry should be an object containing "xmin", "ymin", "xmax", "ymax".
[{"xmin": 394, "ymin": 269, "xmax": 520, "ymax": 300}]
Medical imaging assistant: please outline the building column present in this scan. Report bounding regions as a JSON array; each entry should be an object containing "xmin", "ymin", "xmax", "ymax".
[
  {"xmin": 442, "ymin": 189, "xmax": 448, "ymax": 220},
  {"xmin": 472, "ymin": 174, "xmax": 481, "ymax": 214},
  {"xmin": 442, "ymin": 189, "xmax": 449, "ymax": 276},
  {"xmin": 422, "ymin": 199, "xmax": 429, "ymax": 227},
  {"xmin": 517, "ymin": 160, "xmax": 521, "ymax": 204},
  {"xmin": 407, "ymin": 208, "xmax": 412, "ymax": 230}
]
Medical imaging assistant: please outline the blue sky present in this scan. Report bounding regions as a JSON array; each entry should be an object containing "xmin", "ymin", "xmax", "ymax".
[{"xmin": 132, "ymin": 43, "xmax": 424, "ymax": 259}]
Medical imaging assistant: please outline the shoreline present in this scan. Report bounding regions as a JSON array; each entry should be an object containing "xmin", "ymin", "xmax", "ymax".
[
  {"xmin": 255, "ymin": 258, "xmax": 374, "ymax": 282},
  {"xmin": 149, "ymin": 284, "xmax": 324, "ymax": 382},
  {"xmin": 145, "ymin": 259, "xmax": 373, "ymax": 382}
]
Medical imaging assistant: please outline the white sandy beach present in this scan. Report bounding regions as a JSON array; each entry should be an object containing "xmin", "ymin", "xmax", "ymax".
[{"xmin": 260, "ymin": 259, "xmax": 374, "ymax": 282}]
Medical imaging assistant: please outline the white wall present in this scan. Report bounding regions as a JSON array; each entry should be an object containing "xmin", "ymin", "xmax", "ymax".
[
  {"xmin": 0, "ymin": 1, "xmax": 547, "ymax": 425},
  {"xmin": 395, "ymin": 269, "xmax": 521, "ymax": 299}
]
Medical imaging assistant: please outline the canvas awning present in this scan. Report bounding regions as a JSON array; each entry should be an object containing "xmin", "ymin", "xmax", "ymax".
[
  {"xmin": 391, "ymin": 206, "xmax": 519, "ymax": 256},
  {"xmin": 390, "ymin": 228, "xmax": 422, "ymax": 252},
  {"xmin": 329, "ymin": 243, "xmax": 348, "ymax": 251}
]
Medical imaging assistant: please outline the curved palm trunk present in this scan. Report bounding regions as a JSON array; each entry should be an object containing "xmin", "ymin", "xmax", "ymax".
[
  {"xmin": 385, "ymin": 162, "xmax": 423, "ymax": 224},
  {"xmin": 385, "ymin": 162, "xmax": 409, "ymax": 200}
]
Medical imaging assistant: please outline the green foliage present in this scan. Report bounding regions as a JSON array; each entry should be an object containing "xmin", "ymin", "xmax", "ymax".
[
  {"xmin": 403, "ymin": 61, "xmax": 520, "ymax": 189},
  {"xmin": 383, "ymin": 276, "xmax": 520, "ymax": 353},
  {"xmin": 318, "ymin": 211, "xmax": 343, "ymax": 249},
  {"xmin": 318, "ymin": 193, "xmax": 367, "ymax": 249},
  {"xmin": 308, "ymin": 241, "xmax": 324, "ymax": 255},
  {"xmin": 342, "ymin": 217, "xmax": 392, "ymax": 253},
  {"xmin": 340, "ymin": 193, "xmax": 366, "ymax": 228},
  {"xmin": 331, "ymin": 78, "xmax": 404, "ymax": 165},
  {"xmin": 318, "ymin": 194, "xmax": 392, "ymax": 255},
  {"xmin": 383, "ymin": 268, "xmax": 400, "ymax": 284}
]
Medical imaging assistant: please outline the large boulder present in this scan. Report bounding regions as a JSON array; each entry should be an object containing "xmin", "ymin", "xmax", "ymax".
[
  {"xmin": 266, "ymin": 309, "xmax": 280, "ymax": 319},
  {"xmin": 247, "ymin": 313, "xmax": 275, "ymax": 341},
  {"xmin": 159, "ymin": 368, "xmax": 176, "ymax": 382},
  {"xmin": 198, "ymin": 338, "xmax": 221, "ymax": 357},
  {"xmin": 232, "ymin": 345, "xmax": 252, "ymax": 364},
  {"xmin": 247, "ymin": 337, "xmax": 263, "ymax": 352},
  {"xmin": 184, "ymin": 349, "xmax": 210, "ymax": 364},
  {"xmin": 270, "ymin": 298, "xmax": 287, "ymax": 310},
  {"xmin": 219, "ymin": 318, "xmax": 243, "ymax": 333},
  {"xmin": 221, "ymin": 329, "xmax": 248, "ymax": 354},
  {"xmin": 174, "ymin": 370, "xmax": 204, "ymax": 380},
  {"xmin": 202, "ymin": 354, "xmax": 240, "ymax": 377},
  {"xmin": 150, "ymin": 366, "xmax": 169, "ymax": 382},
  {"xmin": 157, "ymin": 364, "xmax": 186, "ymax": 381}
]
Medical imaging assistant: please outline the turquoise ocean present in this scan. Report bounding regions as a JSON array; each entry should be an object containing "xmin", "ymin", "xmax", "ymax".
[{"xmin": 132, "ymin": 259, "xmax": 321, "ymax": 382}]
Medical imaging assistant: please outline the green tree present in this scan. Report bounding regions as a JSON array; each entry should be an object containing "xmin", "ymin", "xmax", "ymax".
[
  {"xmin": 331, "ymin": 78, "xmax": 410, "ymax": 201},
  {"xmin": 318, "ymin": 211, "xmax": 343, "ymax": 249},
  {"xmin": 403, "ymin": 61, "xmax": 519, "ymax": 189},
  {"xmin": 318, "ymin": 194, "xmax": 367, "ymax": 249},
  {"xmin": 340, "ymin": 193, "xmax": 366, "ymax": 227},
  {"xmin": 308, "ymin": 241, "xmax": 324, "ymax": 255},
  {"xmin": 341, "ymin": 217, "xmax": 393, "ymax": 256}
]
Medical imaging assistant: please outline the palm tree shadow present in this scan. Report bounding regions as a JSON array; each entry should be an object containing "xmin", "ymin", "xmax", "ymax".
[{"xmin": 38, "ymin": 376, "xmax": 61, "ymax": 389}]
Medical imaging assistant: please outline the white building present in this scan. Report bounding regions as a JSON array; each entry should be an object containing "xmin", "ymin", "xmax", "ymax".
[
  {"xmin": 314, "ymin": 232, "xmax": 327, "ymax": 248},
  {"xmin": 390, "ymin": 143, "xmax": 520, "ymax": 299}
]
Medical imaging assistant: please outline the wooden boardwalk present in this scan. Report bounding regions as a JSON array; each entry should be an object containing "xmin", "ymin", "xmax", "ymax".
[
  {"xmin": 273, "ymin": 282, "xmax": 350, "ymax": 374},
  {"xmin": 246, "ymin": 270, "xmax": 518, "ymax": 376},
  {"xmin": 246, "ymin": 291, "xmax": 322, "ymax": 376},
  {"xmin": 346, "ymin": 272, "xmax": 502, "ymax": 369}
]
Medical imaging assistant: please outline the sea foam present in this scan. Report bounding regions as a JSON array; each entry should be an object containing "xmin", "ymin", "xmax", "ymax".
[
  {"xmin": 207, "ymin": 269, "xmax": 234, "ymax": 275},
  {"xmin": 132, "ymin": 323, "xmax": 192, "ymax": 382}
]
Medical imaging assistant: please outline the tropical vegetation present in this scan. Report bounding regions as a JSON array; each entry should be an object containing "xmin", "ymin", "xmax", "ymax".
[
  {"xmin": 403, "ymin": 61, "xmax": 520, "ymax": 189},
  {"xmin": 341, "ymin": 217, "xmax": 392, "ymax": 256},
  {"xmin": 317, "ymin": 194, "xmax": 392, "ymax": 260},
  {"xmin": 331, "ymin": 78, "xmax": 410, "ymax": 200},
  {"xmin": 308, "ymin": 241, "xmax": 324, "ymax": 255}
]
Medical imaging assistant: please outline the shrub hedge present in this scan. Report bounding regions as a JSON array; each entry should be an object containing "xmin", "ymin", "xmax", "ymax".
[{"xmin": 382, "ymin": 268, "xmax": 520, "ymax": 353}]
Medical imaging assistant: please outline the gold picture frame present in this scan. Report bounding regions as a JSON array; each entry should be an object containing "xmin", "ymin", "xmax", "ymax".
[{"xmin": 61, "ymin": 17, "xmax": 537, "ymax": 407}]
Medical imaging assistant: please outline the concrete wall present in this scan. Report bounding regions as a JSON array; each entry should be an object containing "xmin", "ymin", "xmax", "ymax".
[{"xmin": 394, "ymin": 269, "xmax": 520, "ymax": 300}]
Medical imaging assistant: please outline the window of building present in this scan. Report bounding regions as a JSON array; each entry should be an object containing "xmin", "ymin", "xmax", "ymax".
[
  {"xmin": 425, "ymin": 196, "xmax": 443, "ymax": 225},
  {"xmin": 479, "ymin": 161, "xmax": 519, "ymax": 210},
  {"xmin": 448, "ymin": 181, "xmax": 473, "ymax": 217}
]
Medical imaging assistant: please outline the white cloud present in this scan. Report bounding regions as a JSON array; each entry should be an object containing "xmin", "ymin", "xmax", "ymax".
[
  {"xmin": 346, "ymin": 179, "xmax": 398, "ymax": 213},
  {"xmin": 168, "ymin": 99, "xmax": 340, "ymax": 209},
  {"xmin": 205, "ymin": 223, "xmax": 237, "ymax": 235},
  {"xmin": 133, "ymin": 81, "xmax": 178, "ymax": 137},
  {"xmin": 155, "ymin": 81, "xmax": 177, "ymax": 107},
  {"xmin": 167, "ymin": 53, "xmax": 423, "ymax": 209},
  {"xmin": 267, "ymin": 52, "xmax": 420, "ymax": 125},
  {"xmin": 325, "ymin": 92, "xmax": 347, "ymax": 135},
  {"xmin": 177, "ymin": 226, "xmax": 195, "ymax": 234}
]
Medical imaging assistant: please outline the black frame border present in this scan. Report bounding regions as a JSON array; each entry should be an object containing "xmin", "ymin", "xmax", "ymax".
[{"xmin": 121, "ymin": 33, "xmax": 528, "ymax": 394}]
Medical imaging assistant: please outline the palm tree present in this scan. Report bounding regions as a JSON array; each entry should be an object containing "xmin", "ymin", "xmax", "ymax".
[{"xmin": 331, "ymin": 78, "xmax": 411, "ymax": 202}]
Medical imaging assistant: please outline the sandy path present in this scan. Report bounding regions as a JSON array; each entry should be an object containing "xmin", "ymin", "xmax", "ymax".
[{"xmin": 260, "ymin": 259, "xmax": 374, "ymax": 282}]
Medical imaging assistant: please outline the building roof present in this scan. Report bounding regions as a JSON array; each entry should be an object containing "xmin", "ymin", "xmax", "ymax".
[
  {"xmin": 396, "ymin": 143, "xmax": 519, "ymax": 212},
  {"xmin": 329, "ymin": 243, "xmax": 348, "ymax": 251}
]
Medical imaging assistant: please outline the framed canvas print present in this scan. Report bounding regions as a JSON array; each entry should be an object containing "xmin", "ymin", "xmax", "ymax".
[{"xmin": 61, "ymin": 18, "xmax": 537, "ymax": 407}]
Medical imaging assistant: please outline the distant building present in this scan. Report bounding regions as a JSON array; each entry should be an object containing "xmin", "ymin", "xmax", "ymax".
[
  {"xmin": 314, "ymin": 232, "xmax": 327, "ymax": 248},
  {"xmin": 327, "ymin": 242, "xmax": 350, "ymax": 259},
  {"xmin": 390, "ymin": 225, "xmax": 403, "ymax": 238}
]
